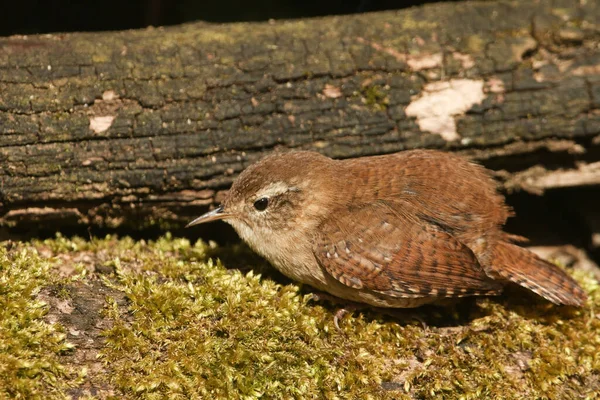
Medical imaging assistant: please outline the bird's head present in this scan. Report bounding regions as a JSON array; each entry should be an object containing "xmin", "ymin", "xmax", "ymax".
[{"xmin": 186, "ymin": 151, "xmax": 335, "ymax": 246}]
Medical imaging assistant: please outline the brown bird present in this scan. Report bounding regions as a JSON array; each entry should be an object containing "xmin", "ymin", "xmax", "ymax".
[{"xmin": 187, "ymin": 150, "xmax": 587, "ymax": 308}]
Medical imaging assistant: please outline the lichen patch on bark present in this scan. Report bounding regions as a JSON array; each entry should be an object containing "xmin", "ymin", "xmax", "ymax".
[
  {"xmin": 89, "ymin": 115, "xmax": 115, "ymax": 133},
  {"xmin": 405, "ymin": 79, "xmax": 485, "ymax": 141},
  {"xmin": 452, "ymin": 52, "xmax": 475, "ymax": 69},
  {"xmin": 407, "ymin": 52, "xmax": 443, "ymax": 71}
]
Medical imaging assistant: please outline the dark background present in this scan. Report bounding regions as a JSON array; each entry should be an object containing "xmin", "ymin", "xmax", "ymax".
[{"xmin": 0, "ymin": 0, "xmax": 456, "ymax": 36}]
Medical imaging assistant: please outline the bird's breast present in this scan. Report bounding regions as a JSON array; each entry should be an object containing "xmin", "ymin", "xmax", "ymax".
[{"xmin": 227, "ymin": 219, "xmax": 329, "ymax": 288}]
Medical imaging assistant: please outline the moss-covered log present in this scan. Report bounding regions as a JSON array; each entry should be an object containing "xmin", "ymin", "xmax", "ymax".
[
  {"xmin": 1, "ymin": 0, "xmax": 600, "ymax": 234},
  {"xmin": 1, "ymin": 235, "xmax": 598, "ymax": 399}
]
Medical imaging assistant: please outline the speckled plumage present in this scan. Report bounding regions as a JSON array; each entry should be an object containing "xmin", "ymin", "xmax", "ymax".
[{"xmin": 188, "ymin": 150, "xmax": 587, "ymax": 308}]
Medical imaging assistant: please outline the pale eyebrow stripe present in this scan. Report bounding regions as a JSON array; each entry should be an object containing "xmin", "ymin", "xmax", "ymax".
[{"xmin": 255, "ymin": 182, "xmax": 299, "ymax": 198}]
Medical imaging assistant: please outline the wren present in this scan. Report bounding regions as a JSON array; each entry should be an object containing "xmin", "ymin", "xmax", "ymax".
[{"xmin": 187, "ymin": 150, "xmax": 587, "ymax": 308}]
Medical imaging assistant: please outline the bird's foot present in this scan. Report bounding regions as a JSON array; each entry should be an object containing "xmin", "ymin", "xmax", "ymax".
[
  {"xmin": 333, "ymin": 305, "xmax": 363, "ymax": 332},
  {"xmin": 308, "ymin": 292, "xmax": 427, "ymax": 330},
  {"xmin": 308, "ymin": 292, "xmax": 367, "ymax": 332}
]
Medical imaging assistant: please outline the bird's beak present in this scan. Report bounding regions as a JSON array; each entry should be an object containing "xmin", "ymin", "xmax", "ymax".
[{"xmin": 185, "ymin": 206, "xmax": 230, "ymax": 227}]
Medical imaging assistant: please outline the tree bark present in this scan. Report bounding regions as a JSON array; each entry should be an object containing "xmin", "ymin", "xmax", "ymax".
[{"xmin": 1, "ymin": 0, "xmax": 599, "ymax": 234}]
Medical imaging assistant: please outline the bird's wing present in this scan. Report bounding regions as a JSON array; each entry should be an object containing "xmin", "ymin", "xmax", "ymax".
[{"xmin": 312, "ymin": 201, "xmax": 502, "ymax": 298}]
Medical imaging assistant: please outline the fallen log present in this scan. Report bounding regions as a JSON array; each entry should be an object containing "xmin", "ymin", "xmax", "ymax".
[{"xmin": 0, "ymin": 0, "xmax": 599, "ymax": 236}]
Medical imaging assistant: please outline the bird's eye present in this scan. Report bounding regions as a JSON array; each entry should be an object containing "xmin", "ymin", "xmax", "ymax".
[{"xmin": 253, "ymin": 197, "xmax": 269, "ymax": 211}]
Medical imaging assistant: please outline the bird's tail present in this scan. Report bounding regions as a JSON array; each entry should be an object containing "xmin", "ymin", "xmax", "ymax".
[{"xmin": 488, "ymin": 241, "xmax": 587, "ymax": 306}]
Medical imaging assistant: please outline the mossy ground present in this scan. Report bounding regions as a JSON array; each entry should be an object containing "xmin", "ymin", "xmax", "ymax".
[
  {"xmin": 0, "ymin": 234, "xmax": 598, "ymax": 399},
  {"xmin": 0, "ymin": 244, "xmax": 83, "ymax": 399}
]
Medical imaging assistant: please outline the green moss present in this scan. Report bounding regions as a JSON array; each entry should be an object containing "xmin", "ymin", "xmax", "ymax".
[
  {"xmin": 362, "ymin": 85, "xmax": 389, "ymax": 111},
  {"xmin": 67, "ymin": 235, "xmax": 598, "ymax": 399},
  {"xmin": 100, "ymin": 247, "xmax": 398, "ymax": 398},
  {"xmin": 0, "ymin": 244, "xmax": 82, "ymax": 399},
  {"xmin": 4, "ymin": 235, "xmax": 600, "ymax": 398}
]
